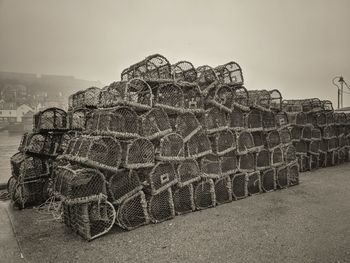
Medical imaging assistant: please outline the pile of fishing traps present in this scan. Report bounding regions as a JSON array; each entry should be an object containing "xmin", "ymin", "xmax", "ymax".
[{"xmin": 8, "ymin": 54, "xmax": 350, "ymax": 241}]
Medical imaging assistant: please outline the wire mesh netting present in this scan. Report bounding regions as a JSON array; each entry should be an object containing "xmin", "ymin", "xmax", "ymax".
[
  {"xmin": 262, "ymin": 110, "xmax": 276, "ymax": 131},
  {"xmin": 156, "ymin": 133, "xmax": 186, "ymax": 161},
  {"xmin": 175, "ymin": 112, "xmax": 202, "ymax": 142},
  {"xmin": 154, "ymin": 82, "xmax": 185, "ymax": 114},
  {"xmin": 271, "ymin": 147, "xmax": 284, "ymax": 167},
  {"xmin": 231, "ymin": 85, "xmax": 250, "ymax": 111},
  {"xmin": 209, "ymin": 129, "xmax": 236, "ymax": 156},
  {"xmin": 68, "ymin": 87, "xmax": 101, "ymax": 110},
  {"xmin": 260, "ymin": 168, "xmax": 276, "ymax": 192},
  {"xmin": 279, "ymin": 128, "xmax": 292, "ymax": 146},
  {"xmin": 315, "ymin": 112, "xmax": 327, "ymax": 127},
  {"xmin": 138, "ymin": 108, "xmax": 172, "ymax": 140},
  {"xmin": 247, "ymin": 171, "xmax": 261, "ymax": 195},
  {"xmin": 186, "ymin": 129, "xmax": 212, "ymax": 159},
  {"xmin": 68, "ymin": 108, "xmax": 91, "ymax": 131},
  {"xmin": 290, "ymin": 126, "xmax": 302, "ymax": 142},
  {"xmin": 11, "ymin": 152, "xmax": 50, "ymax": 180},
  {"xmin": 238, "ymin": 153, "xmax": 256, "ymax": 172},
  {"xmin": 247, "ymin": 90, "xmax": 271, "ymax": 111},
  {"xmin": 322, "ymin": 125, "xmax": 337, "ymax": 139},
  {"xmin": 147, "ymin": 188, "xmax": 175, "ymax": 223},
  {"xmin": 275, "ymin": 165, "xmax": 289, "ymax": 189},
  {"xmin": 144, "ymin": 162, "xmax": 178, "ymax": 195},
  {"xmin": 231, "ymin": 173, "xmax": 248, "ymax": 200},
  {"xmin": 237, "ymin": 131, "xmax": 255, "ymax": 155},
  {"xmin": 200, "ymin": 153, "xmax": 222, "ymax": 179},
  {"xmin": 199, "ymin": 107, "xmax": 228, "ymax": 133},
  {"xmin": 220, "ymin": 151, "xmax": 238, "ymax": 176},
  {"xmin": 214, "ymin": 61, "xmax": 244, "ymax": 86},
  {"xmin": 266, "ymin": 130, "xmax": 281, "ymax": 150},
  {"xmin": 309, "ymin": 140, "xmax": 320, "ymax": 155},
  {"xmin": 179, "ymin": 82, "xmax": 204, "ymax": 114},
  {"xmin": 286, "ymin": 112, "xmax": 307, "ymax": 126},
  {"xmin": 193, "ymin": 179, "xmax": 216, "ymax": 210},
  {"xmin": 120, "ymin": 138, "xmax": 155, "ymax": 169},
  {"xmin": 283, "ymin": 144, "xmax": 297, "ymax": 164},
  {"xmin": 206, "ymin": 84, "xmax": 235, "ymax": 113},
  {"xmin": 172, "ymin": 61, "xmax": 198, "ymax": 83},
  {"xmin": 256, "ymin": 149, "xmax": 271, "ymax": 170},
  {"xmin": 228, "ymin": 108, "xmax": 245, "ymax": 131},
  {"xmin": 25, "ymin": 132, "xmax": 65, "ymax": 157},
  {"xmin": 176, "ymin": 159, "xmax": 201, "ymax": 187},
  {"xmin": 214, "ymin": 175, "xmax": 232, "ymax": 205},
  {"xmin": 196, "ymin": 65, "xmax": 218, "ymax": 94},
  {"xmin": 172, "ymin": 184, "xmax": 195, "ymax": 215},
  {"xmin": 245, "ymin": 109, "xmax": 263, "ymax": 132},
  {"xmin": 301, "ymin": 126, "xmax": 312, "ymax": 141},
  {"xmin": 251, "ymin": 131, "xmax": 265, "ymax": 152},
  {"xmin": 34, "ymin": 107, "xmax": 67, "ymax": 132}
]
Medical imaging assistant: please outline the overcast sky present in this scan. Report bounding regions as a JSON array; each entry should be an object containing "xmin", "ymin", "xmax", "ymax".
[{"xmin": 0, "ymin": 0, "xmax": 349, "ymax": 106}]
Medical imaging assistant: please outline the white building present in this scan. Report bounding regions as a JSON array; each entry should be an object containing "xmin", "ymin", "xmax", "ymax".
[{"xmin": 0, "ymin": 104, "xmax": 34, "ymax": 123}]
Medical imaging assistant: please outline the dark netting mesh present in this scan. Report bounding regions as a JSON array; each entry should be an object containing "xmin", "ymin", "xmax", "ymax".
[
  {"xmin": 301, "ymin": 126, "xmax": 312, "ymax": 141},
  {"xmin": 214, "ymin": 175, "xmax": 232, "ymax": 205},
  {"xmin": 107, "ymin": 169, "xmax": 143, "ymax": 204},
  {"xmin": 10, "ymin": 152, "xmax": 26, "ymax": 178},
  {"xmin": 251, "ymin": 131, "xmax": 265, "ymax": 151},
  {"xmin": 271, "ymin": 147, "xmax": 284, "ymax": 167},
  {"xmin": 283, "ymin": 145, "xmax": 297, "ymax": 164},
  {"xmin": 115, "ymin": 191, "xmax": 149, "ymax": 230},
  {"xmin": 231, "ymin": 173, "xmax": 248, "ymax": 200},
  {"xmin": 260, "ymin": 168, "xmax": 276, "ymax": 192},
  {"xmin": 299, "ymin": 155, "xmax": 310, "ymax": 172},
  {"xmin": 232, "ymin": 86, "xmax": 250, "ymax": 111},
  {"xmin": 214, "ymin": 61, "xmax": 244, "ymax": 85},
  {"xmin": 306, "ymin": 112, "xmax": 316, "ymax": 126},
  {"xmin": 269, "ymin": 89, "xmax": 282, "ymax": 111},
  {"xmin": 145, "ymin": 162, "xmax": 178, "ymax": 195},
  {"xmin": 200, "ymin": 153, "xmax": 222, "ymax": 179},
  {"xmin": 282, "ymin": 100, "xmax": 303, "ymax": 112},
  {"xmin": 200, "ymin": 107, "xmax": 228, "ymax": 133},
  {"xmin": 62, "ymin": 195, "xmax": 115, "ymax": 241},
  {"xmin": 290, "ymin": 126, "xmax": 302, "ymax": 142},
  {"xmin": 156, "ymin": 133, "xmax": 185, "ymax": 161},
  {"xmin": 124, "ymin": 78, "xmax": 153, "ymax": 110},
  {"xmin": 286, "ymin": 112, "xmax": 307, "ymax": 126},
  {"xmin": 175, "ymin": 112, "xmax": 202, "ymax": 142},
  {"xmin": 26, "ymin": 133, "xmax": 62, "ymax": 157},
  {"xmin": 238, "ymin": 153, "xmax": 255, "ymax": 172},
  {"xmin": 11, "ymin": 179, "xmax": 47, "ymax": 209},
  {"xmin": 247, "ymin": 90, "xmax": 271, "ymax": 111},
  {"xmin": 60, "ymin": 131, "xmax": 80, "ymax": 155},
  {"xmin": 121, "ymin": 54, "xmax": 171, "ymax": 81},
  {"xmin": 288, "ymin": 161, "xmax": 299, "ymax": 186},
  {"xmin": 147, "ymin": 188, "xmax": 175, "ymax": 223},
  {"xmin": 309, "ymin": 153, "xmax": 319, "ymax": 170},
  {"xmin": 325, "ymin": 112, "xmax": 335, "ymax": 125},
  {"xmin": 339, "ymin": 136, "xmax": 349, "ymax": 148},
  {"xmin": 33, "ymin": 107, "xmax": 67, "ymax": 132},
  {"xmin": 334, "ymin": 112, "xmax": 347, "ymax": 125},
  {"xmin": 179, "ymin": 82, "xmax": 204, "ymax": 114},
  {"xmin": 206, "ymin": 85, "xmax": 235, "ymax": 113},
  {"xmin": 309, "ymin": 140, "xmax": 320, "ymax": 155},
  {"xmin": 138, "ymin": 108, "xmax": 172, "ymax": 140},
  {"xmin": 172, "ymin": 184, "xmax": 195, "ymax": 215},
  {"xmin": 247, "ymin": 171, "xmax": 261, "ymax": 195},
  {"xmin": 186, "ymin": 129, "xmax": 212, "ymax": 158},
  {"xmin": 279, "ymin": 128, "xmax": 292, "ymax": 146},
  {"xmin": 262, "ymin": 111, "xmax": 276, "ymax": 131},
  {"xmin": 7, "ymin": 176, "xmax": 17, "ymax": 201},
  {"xmin": 121, "ymin": 138, "xmax": 154, "ymax": 169},
  {"xmin": 322, "ymin": 125, "xmax": 337, "ymax": 139},
  {"xmin": 154, "ymin": 82, "xmax": 185, "ymax": 114},
  {"xmin": 275, "ymin": 165, "xmax": 288, "ymax": 189},
  {"xmin": 315, "ymin": 112, "xmax": 326, "ymax": 127},
  {"xmin": 322, "ymin": 100, "xmax": 334, "ymax": 111},
  {"xmin": 256, "ymin": 149, "xmax": 271, "ymax": 170},
  {"xmin": 319, "ymin": 152, "xmax": 327, "ymax": 168},
  {"xmin": 196, "ymin": 65, "xmax": 218, "ymax": 93},
  {"xmin": 237, "ymin": 131, "xmax": 255, "ymax": 155},
  {"xmin": 220, "ymin": 151, "xmax": 237, "ymax": 176},
  {"xmin": 69, "ymin": 87, "xmax": 101, "ymax": 110},
  {"xmin": 193, "ymin": 179, "xmax": 216, "ymax": 210},
  {"xmin": 326, "ymin": 137, "xmax": 339, "ymax": 151},
  {"xmin": 209, "ymin": 129, "xmax": 236, "ymax": 155},
  {"xmin": 246, "ymin": 109, "xmax": 263, "ymax": 131},
  {"xmin": 17, "ymin": 155, "xmax": 50, "ymax": 181},
  {"xmin": 68, "ymin": 108, "xmax": 91, "ymax": 131},
  {"xmin": 18, "ymin": 132, "xmax": 29, "ymax": 152},
  {"xmin": 275, "ymin": 111, "xmax": 289, "ymax": 129},
  {"xmin": 176, "ymin": 159, "xmax": 201, "ymax": 187},
  {"xmin": 98, "ymin": 83, "xmax": 123, "ymax": 108},
  {"xmin": 172, "ymin": 61, "xmax": 198, "ymax": 82},
  {"xmin": 229, "ymin": 108, "xmax": 245, "ymax": 131},
  {"xmin": 266, "ymin": 130, "xmax": 281, "ymax": 150}
]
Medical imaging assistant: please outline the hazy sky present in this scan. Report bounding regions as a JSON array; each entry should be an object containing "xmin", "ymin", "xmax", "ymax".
[{"xmin": 0, "ymin": 0, "xmax": 350, "ymax": 106}]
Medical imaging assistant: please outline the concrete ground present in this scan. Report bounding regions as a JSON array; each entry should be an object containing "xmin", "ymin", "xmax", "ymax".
[{"xmin": 1, "ymin": 163, "xmax": 350, "ymax": 263}]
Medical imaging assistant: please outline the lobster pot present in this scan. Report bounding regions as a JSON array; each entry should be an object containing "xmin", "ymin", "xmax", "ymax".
[
  {"xmin": 288, "ymin": 161, "xmax": 299, "ymax": 186},
  {"xmin": 275, "ymin": 166, "xmax": 289, "ymax": 189},
  {"xmin": 60, "ymin": 131, "xmax": 81, "ymax": 155},
  {"xmin": 18, "ymin": 133, "xmax": 29, "ymax": 152},
  {"xmin": 315, "ymin": 112, "xmax": 326, "ymax": 127},
  {"xmin": 214, "ymin": 61, "xmax": 244, "ymax": 85},
  {"xmin": 138, "ymin": 108, "xmax": 172, "ymax": 140},
  {"xmin": 282, "ymin": 100, "xmax": 303, "ymax": 112},
  {"xmin": 200, "ymin": 107, "xmax": 228, "ymax": 133},
  {"xmin": 309, "ymin": 153, "xmax": 319, "ymax": 170},
  {"xmin": 145, "ymin": 162, "xmax": 178, "ymax": 195},
  {"xmin": 121, "ymin": 54, "xmax": 171, "ymax": 81},
  {"xmin": 147, "ymin": 188, "xmax": 175, "ymax": 223},
  {"xmin": 34, "ymin": 107, "xmax": 67, "ymax": 132},
  {"xmin": 322, "ymin": 100, "xmax": 334, "ymax": 111},
  {"xmin": 231, "ymin": 86, "xmax": 250, "ymax": 111},
  {"xmin": 11, "ymin": 179, "xmax": 47, "ymax": 209},
  {"xmin": 308, "ymin": 140, "xmax": 320, "ymax": 155},
  {"xmin": 10, "ymin": 152, "xmax": 25, "ymax": 178},
  {"xmin": 172, "ymin": 61, "xmax": 197, "ymax": 82},
  {"xmin": 69, "ymin": 87, "xmax": 101, "ymax": 110},
  {"xmin": 12, "ymin": 153, "xmax": 50, "ymax": 181},
  {"xmin": 116, "ymin": 191, "xmax": 149, "ymax": 230},
  {"xmin": 260, "ymin": 168, "xmax": 276, "ymax": 192},
  {"xmin": 186, "ymin": 130, "xmax": 212, "ymax": 159},
  {"xmin": 311, "ymin": 128, "xmax": 322, "ymax": 141},
  {"xmin": 172, "ymin": 184, "xmax": 195, "ymax": 215},
  {"xmin": 200, "ymin": 154, "xmax": 221, "ymax": 179},
  {"xmin": 196, "ymin": 65, "xmax": 218, "ymax": 92},
  {"xmin": 231, "ymin": 173, "xmax": 248, "ymax": 200},
  {"xmin": 156, "ymin": 133, "xmax": 185, "ymax": 161},
  {"xmin": 123, "ymin": 79, "xmax": 153, "ymax": 110},
  {"xmin": 251, "ymin": 131, "xmax": 265, "ymax": 152},
  {"xmin": 339, "ymin": 136, "xmax": 349, "ymax": 148},
  {"xmin": 323, "ymin": 137, "xmax": 339, "ymax": 152},
  {"xmin": 92, "ymin": 107, "xmax": 139, "ymax": 139},
  {"xmin": 262, "ymin": 111, "xmax": 276, "ymax": 131},
  {"xmin": 237, "ymin": 131, "xmax": 255, "ymax": 155},
  {"xmin": 325, "ymin": 112, "xmax": 335, "ymax": 125},
  {"xmin": 68, "ymin": 108, "xmax": 91, "ymax": 130},
  {"xmin": 64, "ymin": 137, "xmax": 77, "ymax": 155},
  {"xmin": 154, "ymin": 82, "xmax": 185, "ymax": 114},
  {"xmin": 209, "ymin": 129, "xmax": 236, "ymax": 155},
  {"xmin": 293, "ymin": 140, "xmax": 308, "ymax": 156},
  {"xmin": 334, "ymin": 112, "xmax": 347, "ymax": 125},
  {"xmin": 283, "ymin": 144, "xmax": 297, "ymax": 164},
  {"xmin": 214, "ymin": 175, "xmax": 232, "ymax": 205},
  {"xmin": 319, "ymin": 151, "xmax": 327, "ymax": 168},
  {"xmin": 247, "ymin": 90, "xmax": 271, "ymax": 111},
  {"xmin": 322, "ymin": 125, "xmax": 336, "ymax": 139},
  {"xmin": 301, "ymin": 126, "xmax": 312, "ymax": 141},
  {"xmin": 180, "ymin": 82, "xmax": 204, "ymax": 114},
  {"xmin": 247, "ymin": 171, "xmax": 261, "ymax": 195},
  {"xmin": 238, "ymin": 153, "xmax": 255, "ymax": 172},
  {"xmin": 120, "ymin": 138, "xmax": 154, "ymax": 169},
  {"xmin": 229, "ymin": 108, "xmax": 245, "ymax": 131},
  {"xmin": 256, "ymin": 149, "xmax": 270, "ymax": 170},
  {"xmin": 175, "ymin": 112, "xmax": 202, "ymax": 142},
  {"xmin": 245, "ymin": 109, "xmax": 263, "ymax": 132},
  {"xmin": 279, "ymin": 128, "xmax": 292, "ymax": 146},
  {"xmin": 265, "ymin": 130, "xmax": 281, "ymax": 150},
  {"xmin": 53, "ymin": 165, "xmax": 107, "ymax": 199},
  {"xmin": 290, "ymin": 126, "xmax": 302, "ymax": 142},
  {"xmin": 193, "ymin": 179, "xmax": 216, "ymax": 210},
  {"xmin": 62, "ymin": 196, "xmax": 115, "ymax": 241},
  {"xmin": 270, "ymin": 147, "xmax": 284, "ymax": 167},
  {"xmin": 286, "ymin": 112, "xmax": 307, "ymax": 126},
  {"xmin": 108, "ymin": 170, "xmax": 143, "ymax": 204},
  {"xmin": 269, "ymin": 89, "xmax": 282, "ymax": 111},
  {"xmin": 275, "ymin": 111, "xmax": 289, "ymax": 129},
  {"xmin": 298, "ymin": 155, "xmax": 310, "ymax": 172},
  {"xmin": 336, "ymin": 125, "xmax": 346, "ymax": 138},
  {"xmin": 26, "ymin": 133, "xmax": 62, "ymax": 157},
  {"xmin": 220, "ymin": 151, "xmax": 237, "ymax": 176},
  {"xmin": 306, "ymin": 112, "xmax": 316, "ymax": 126},
  {"xmin": 206, "ymin": 85, "xmax": 234, "ymax": 113},
  {"xmin": 177, "ymin": 159, "xmax": 201, "ymax": 187}
]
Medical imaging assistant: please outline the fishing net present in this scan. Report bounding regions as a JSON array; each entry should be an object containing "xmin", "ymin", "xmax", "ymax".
[
  {"xmin": 209, "ymin": 129, "xmax": 236, "ymax": 155},
  {"xmin": 193, "ymin": 179, "xmax": 216, "ymax": 210},
  {"xmin": 275, "ymin": 111, "xmax": 290, "ymax": 129},
  {"xmin": 68, "ymin": 87, "xmax": 101, "ymax": 110},
  {"xmin": 237, "ymin": 131, "xmax": 255, "ymax": 155},
  {"xmin": 172, "ymin": 184, "xmax": 195, "ymax": 215},
  {"xmin": 120, "ymin": 138, "xmax": 154, "ymax": 169},
  {"xmin": 275, "ymin": 165, "xmax": 288, "ymax": 189},
  {"xmin": 231, "ymin": 173, "xmax": 248, "ymax": 200},
  {"xmin": 186, "ymin": 129, "xmax": 212, "ymax": 158},
  {"xmin": 245, "ymin": 109, "xmax": 263, "ymax": 132},
  {"xmin": 256, "ymin": 149, "xmax": 271, "ymax": 170},
  {"xmin": 266, "ymin": 130, "xmax": 281, "ymax": 150},
  {"xmin": 147, "ymin": 188, "xmax": 175, "ymax": 223},
  {"xmin": 115, "ymin": 191, "xmax": 149, "ymax": 230},
  {"xmin": 279, "ymin": 128, "xmax": 292, "ymax": 146},
  {"xmin": 154, "ymin": 82, "xmax": 185, "ymax": 114},
  {"xmin": 179, "ymin": 82, "xmax": 204, "ymax": 114},
  {"xmin": 228, "ymin": 108, "xmax": 245, "ymax": 131},
  {"xmin": 175, "ymin": 112, "xmax": 202, "ymax": 142},
  {"xmin": 196, "ymin": 65, "xmax": 218, "ymax": 93},
  {"xmin": 200, "ymin": 107, "xmax": 228, "ymax": 133},
  {"xmin": 271, "ymin": 147, "xmax": 284, "ymax": 167},
  {"xmin": 247, "ymin": 171, "xmax": 261, "ymax": 195},
  {"xmin": 283, "ymin": 144, "xmax": 297, "ymax": 164},
  {"xmin": 220, "ymin": 151, "xmax": 238, "ymax": 176},
  {"xmin": 33, "ymin": 107, "xmax": 67, "ymax": 132},
  {"xmin": 262, "ymin": 110, "xmax": 276, "ymax": 131},
  {"xmin": 288, "ymin": 161, "xmax": 299, "ymax": 186},
  {"xmin": 200, "ymin": 153, "xmax": 221, "ymax": 179},
  {"xmin": 301, "ymin": 125, "xmax": 312, "ymax": 141},
  {"xmin": 286, "ymin": 112, "xmax": 307, "ymax": 126},
  {"xmin": 238, "ymin": 153, "xmax": 255, "ymax": 172},
  {"xmin": 269, "ymin": 89, "xmax": 282, "ymax": 111},
  {"xmin": 260, "ymin": 168, "xmax": 276, "ymax": 192},
  {"xmin": 68, "ymin": 108, "xmax": 91, "ymax": 131},
  {"xmin": 247, "ymin": 90, "xmax": 271, "ymax": 111},
  {"xmin": 144, "ymin": 162, "xmax": 178, "ymax": 195},
  {"xmin": 172, "ymin": 61, "xmax": 198, "ymax": 82},
  {"xmin": 138, "ymin": 108, "xmax": 172, "ymax": 140},
  {"xmin": 214, "ymin": 175, "xmax": 232, "ymax": 205},
  {"xmin": 214, "ymin": 61, "xmax": 244, "ymax": 86},
  {"xmin": 290, "ymin": 126, "xmax": 302, "ymax": 142},
  {"xmin": 156, "ymin": 133, "xmax": 185, "ymax": 161},
  {"xmin": 176, "ymin": 159, "xmax": 201, "ymax": 187},
  {"xmin": 251, "ymin": 131, "xmax": 265, "ymax": 152}
]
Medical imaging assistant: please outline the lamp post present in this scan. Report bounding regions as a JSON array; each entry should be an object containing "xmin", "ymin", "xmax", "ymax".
[{"xmin": 332, "ymin": 76, "xmax": 347, "ymax": 109}]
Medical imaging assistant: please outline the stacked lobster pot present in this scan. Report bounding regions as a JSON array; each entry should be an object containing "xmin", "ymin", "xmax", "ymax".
[{"xmin": 9, "ymin": 107, "xmax": 71, "ymax": 208}]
